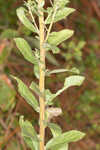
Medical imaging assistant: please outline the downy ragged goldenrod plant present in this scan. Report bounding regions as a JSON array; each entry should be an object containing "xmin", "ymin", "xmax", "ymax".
[{"xmin": 12, "ymin": 0, "xmax": 86, "ymax": 150}]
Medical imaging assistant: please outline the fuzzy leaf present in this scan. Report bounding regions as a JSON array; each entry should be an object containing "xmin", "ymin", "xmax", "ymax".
[
  {"xmin": 45, "ymin": 7, "xmax": 75, "ymax": 24},
  {"xmin": 45, "ymin": 89, "xmax": 55, "ymax": 105},
  {"xmin": 51, "ymin": 143, "xmax": 68, "ymax": 150},
  {"xmin": 48, "ymin": 123, "xmax": 62, "ymax": 137},
  {"xmin": 19, "ymin": 116, "xmax": 39, "ymax": 150},
  {"xmin": 54, "ymin": 0, "xmax": 69, "ymax": 8},
  {"xmin": 44, "ymin": 43, "xmax": 60, "ymax": 54},
  {"xmin": 17, "ymin": 7, "xmax": 37, "ymax": 33},
  {"xmin": 46, "ymin": 130, "xmax": 85, "ymax": 149},
  {"xmin": 64, "ymin": 75, "xmax": 85, "ymax": 88},
  {"xmin": 55, "ymin": 75, "xmax": 85, "ymax": 97},
  {"xmin": 33, "ymin": 64, "xmax": 39, "ymax": 79},
  {"xmin": 19, "ymin": 116, "xmax": 38, "ymax": 140},
  {"xmin": 14, "ymin": 38, "xmax": 37, "ymax": 64},
  {"xmin": 48, "ymin": 29, "xmax": 74, "ymax": 46},
  {"xmin": 30, "ymin": 81, "xmax": 42, "ymax": 97},
  {"xmin": 12, "ymin": 76, "xmax": 39, "ymax": 112}
]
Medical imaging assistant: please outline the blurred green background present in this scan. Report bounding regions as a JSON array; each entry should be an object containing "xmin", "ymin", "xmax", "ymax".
[{"xmin": 0, "ymin": 0, "xmax": 100, "ymax": 149}]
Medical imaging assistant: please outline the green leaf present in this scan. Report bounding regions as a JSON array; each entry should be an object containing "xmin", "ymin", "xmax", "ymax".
[
  {"xmin": 48, "ymin": 29, "xmax": 74, "ymax": 46},
  {"xmin": 51, "ymin": 143, "xmax": 68, "ymax": 150},
  {"xmin": 1, "ymin": 29, "xmax": 18, "ymax": 39},
  {"xmin": 12, "ymin": 76, "xmax": 39, "ymax": 112},
  {"xmin": 19, "ymin": 116, "xmax": 38, "ymax": 140},
  {"xmin": 14, "ymin": 38, "xmax": 37, "ymax": 64},
  {"xmin": 64, "ymin": 75, "xmax": 85, "ymax": 88},
  {"xmin": 19, "ymin": 116, "xmax": 39, "ymax": 150},
  {"xmin": 54, "ymin": 0, "xmax": 70, "ymax": 8},
  {"xmin": 46, "ymin": 52, "xmax": 59, "ymax": 66},
  {"xmin": 30, "ymin": 81, "xmax": 42, "ymax": 97},
  {"xmin": 16, "ymin": 7, "xmax": 37, "ymax": 33},
  {"xmin": 45, "ymin": 89, "xmax": 55, "ymax": 105},
  {"xmin": 44, "ymin": 43, "xmax": 60, "ymax": 54},
  {"xmin": 23, "ymin": 137, "xmax": 35, "ymax": 150},
  {"xmin": 45, "ymin": 7, "xmax": 75, "ymax": 24},
  {"xmin": 0, "ymin": 79, "xmax": 16, "ymax": 112},
  {"xmin": 48, "ymin": 123, "xmax": 62, "ymax": 137},
  {"xmin": 47, "ymin": 67, "xmax": 80, "ymax": 75},
  {"xmin": 46, "ymin": 130, "xmax": 85, "ymax": 149},
  {"xmin": 33, "ymin": 64, "xmax": 39, "ymax": 79}
]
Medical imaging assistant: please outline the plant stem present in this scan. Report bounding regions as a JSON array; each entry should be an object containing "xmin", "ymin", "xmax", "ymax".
[
  {"xmin": 38, "ymin": 0, "xmax": 45, "ymax": 150},
  {"xmin": 45, "ymin": 6, "xmax": 58, "ymax": 42}
]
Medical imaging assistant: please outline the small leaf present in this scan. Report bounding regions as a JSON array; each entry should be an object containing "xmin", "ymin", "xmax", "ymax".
[
  {"xmin": 48, "ymin": 29, "xmax": 74, "ymax": 46},
  {"xmin": 30, "ymin": 81, "xmax": 42, "ymax": 97},
  {"xmin": 14, "ymin": 38, "xmax": 37, "ymax": 64},
  {"xmin": 47, "ymin": 67, "xmax": 80, "ymax": 76},
  {"xmin": 12, "ymin": 76, "xmax": 39, "ymax": 112},
  {"xmin": 19, "ymin": 116, "xmax": 39, "ymax": 150},
  {"xmin": 45, "ymin": 7, "xmax": 75, "ymax": 24},
  {"xmin": 54, "ymin": 0, "xmax": 69, "ymax": 8},
  {"xmin": 45, "ymin": 89, "xmax": 55, "ymax": 105},
  {"xmin": 54, "ymin": 75, "xmax": 85, "ymax": 100},
  {"xmin": 44, "ymin": 43, "xmax": 60, "ymax": 54},
  {"xmin": 16, "ymin": 7, "xmax": 37, "ymax": 33},
  {"xmin": 33, "ymin": 64, "xmax": 39, "ymax": 79},
  {"xmin": 48, "ymin": 123, "xmax": 62, "ymax": 137},
  {"xmin": 64, "ymin": 75, "xmax": 85, "ymax": 88},
  {"xmin": 46, "ymin": 52, "xmax": 59, "ymax": 66},
  {"xmin": 46, "ymin": 130, "xmax": 85, "ymax": 149}
]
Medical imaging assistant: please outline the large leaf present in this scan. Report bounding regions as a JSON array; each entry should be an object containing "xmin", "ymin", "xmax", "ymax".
[
  {"xmin": 45, "ymin": 7, "xmax": 75, "ymax": 24},
  {"xmin": 14, "ymin": 38, "xmax": 37, "ymax": 64},
  {"xmin": 46, "ymin": 130, "xmax": 85, "ymax": 149},
  {"xmin": 16, "ymin": 7, "xmax": 37, "ymax": 33},
  {"xmin": 48, "ymin": 29, "xmax": 74, "ymax": 46},
  {"xmin": 12, "ymin": 76, "xmax": 39, "ymax": 112},
  {"xmin": 19, "ymin": 116, "xmax": 39, "ymax": 150}
]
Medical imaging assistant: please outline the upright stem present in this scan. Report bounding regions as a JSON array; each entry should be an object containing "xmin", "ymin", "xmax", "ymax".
[{"xmin": 38, "ymin": 0, "xmax": 45, "ymax": 150}]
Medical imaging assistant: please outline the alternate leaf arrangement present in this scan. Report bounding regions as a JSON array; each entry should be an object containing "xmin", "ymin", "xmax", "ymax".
[{"xmin": 12, "ymin": 0, "xmax": 86, "ymax": 150}]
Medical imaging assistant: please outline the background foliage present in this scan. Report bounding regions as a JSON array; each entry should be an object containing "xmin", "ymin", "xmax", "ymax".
[{"xmin": 0, "ymin": 0, "xmax": 100, "ymax": 149}]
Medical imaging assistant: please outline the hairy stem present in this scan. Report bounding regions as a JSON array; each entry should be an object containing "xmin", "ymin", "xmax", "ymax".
[{"xmin": 38, "ymin": 0, "xmax": 45, "ymax": 150}]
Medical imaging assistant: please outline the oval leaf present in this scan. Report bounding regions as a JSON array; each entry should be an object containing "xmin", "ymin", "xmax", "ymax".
[
  {"xmin": 17, "ymin": 7, "xmax": 37, "ymax": 33},
  {"xmin": 46, "ymin": 130, "xmax": 85, "ymax": 149},
  {"xmin": 45, "ymin": 7, "xmax": 75, "ymax": 24},
  {"xmin": 64, "ymin": 75, "xmax": 85, "ymax": 88},
  {"xmin": 12, "ymin": 76, "xmax": 39, "ymax": 112},
  {"xmin": 14, "ymin": 38, "xmax": 37, "ymax": 64},
  {"xmin": 48, "ymin": 29, "xmax": 74, "ymax": 46},
  {"xmin": 19, "ymin": 116, "xmax": 39, "ymax": 150}
]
